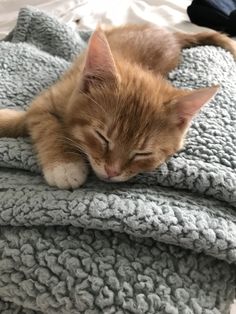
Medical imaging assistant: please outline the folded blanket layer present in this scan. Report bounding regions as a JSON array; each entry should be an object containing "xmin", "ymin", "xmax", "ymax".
[
  {"xmin": 0, "ymin": 226, "xmax": 235, "ymax": 314},
  {"xmin": 0, "ymin": 7, "xmax": 235, "ymax": 313}
]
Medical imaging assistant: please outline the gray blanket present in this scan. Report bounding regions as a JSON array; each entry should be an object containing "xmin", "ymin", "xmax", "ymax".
[{"xmin": 0, "ymin": 7, "xmax": 235, "ymax": 314}]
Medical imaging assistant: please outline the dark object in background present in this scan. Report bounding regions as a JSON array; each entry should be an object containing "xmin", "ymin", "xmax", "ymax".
[{"xmin": 187, "ymin": 0, "xmax": 236, "ymax": 36}]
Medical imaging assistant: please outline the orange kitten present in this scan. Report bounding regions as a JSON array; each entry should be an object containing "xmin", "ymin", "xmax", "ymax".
[{"xmin": 0, "ymin": 24, "xmax": 235, "ymax": 189}]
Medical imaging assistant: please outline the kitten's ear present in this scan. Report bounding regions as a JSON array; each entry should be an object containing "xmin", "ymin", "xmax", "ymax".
[
  {"xmin": 174, "ymin": 86, "xmax": 219, "ymax": 127},
  {"xmin": 81, "ymin": 28, "xmax": 120, "ymax": 91}
]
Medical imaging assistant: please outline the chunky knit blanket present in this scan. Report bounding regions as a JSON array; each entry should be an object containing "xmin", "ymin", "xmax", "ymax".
[{"xmin": 0, "ymin": 7, "xmax": 235, "ymax": 314}]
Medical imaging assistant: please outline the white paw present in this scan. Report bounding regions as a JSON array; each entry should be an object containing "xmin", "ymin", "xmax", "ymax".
[{"xmin": 43, "ymin": 161, "xmax": 88, "ymax": 189}]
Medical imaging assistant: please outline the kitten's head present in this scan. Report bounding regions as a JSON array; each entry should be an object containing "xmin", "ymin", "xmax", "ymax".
[{"xmin": 66, "ymin": 28, "xmax": 218, "ymax": 182}]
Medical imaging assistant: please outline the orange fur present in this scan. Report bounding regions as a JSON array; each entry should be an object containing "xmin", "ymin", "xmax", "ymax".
[{"xmin": 0, "ymin": 25, "xmax": 234, "ymax": 188}]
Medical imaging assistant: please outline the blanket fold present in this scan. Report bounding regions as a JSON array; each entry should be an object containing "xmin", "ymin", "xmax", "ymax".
[
  {"xmin": 0, "ymin": 7, "xmax": 235, "ymax": 313},
  {"xmin": 0, "ymin": 225, "xmax": 236, "ymax": 314}
]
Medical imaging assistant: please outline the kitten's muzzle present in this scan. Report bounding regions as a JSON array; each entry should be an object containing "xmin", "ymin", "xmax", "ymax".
[{"xmin": 104, "ymin": 165, "xmax": 120, "ymax": 178}]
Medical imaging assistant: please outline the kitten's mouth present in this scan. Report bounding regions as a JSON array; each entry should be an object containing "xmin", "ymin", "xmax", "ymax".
[
  {"xmin": 90, "ymin": 162, "xmax": 132, "ymax": 182},
  {"xmin": 99, "ymin": 175, "xmax": 124, "ymax": 182},
  {"xmin": 94, "ymin": 172, "xmax": 127, "ymax": 183}
]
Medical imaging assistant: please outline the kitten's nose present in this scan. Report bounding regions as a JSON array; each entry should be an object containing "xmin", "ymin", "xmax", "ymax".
[{"xmin": 104, "ymin": 165, "xmax": 120, "ymax": 178}]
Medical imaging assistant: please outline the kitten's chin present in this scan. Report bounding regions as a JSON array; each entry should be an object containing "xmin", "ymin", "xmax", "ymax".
[
  {"xmin": 97, "ymin": 174, "xmax": 129, "ymax": 183},
  {"xmin": 93, "ymin": 170, "xmax": 132, "ymax": 183},
  {"xmin": 89, "ymin": 160, "xmax": 135, "ymax": 182}
]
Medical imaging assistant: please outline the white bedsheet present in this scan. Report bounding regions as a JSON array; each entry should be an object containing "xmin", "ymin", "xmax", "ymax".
[{"xmin": 0, "ymin": 0, "xmax": 209, "ymax": 39}]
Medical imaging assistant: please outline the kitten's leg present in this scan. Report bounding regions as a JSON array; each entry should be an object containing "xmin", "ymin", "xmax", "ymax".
[
  {"xmin": 0, "ymin": 109, "xmax": 27, "ymax": 137},
  {"xmin": 27, "ymin": 94, "xmax": 88, "ymax": 189}
]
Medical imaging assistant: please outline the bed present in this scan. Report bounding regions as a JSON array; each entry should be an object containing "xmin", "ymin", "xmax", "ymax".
[
  {"xmin": 0, "ymin": 1, "xmax": 235, "ymax": 313},
  {"xmin": 0, "ymin": 0, "xmax": 210, "ymax": 39}
]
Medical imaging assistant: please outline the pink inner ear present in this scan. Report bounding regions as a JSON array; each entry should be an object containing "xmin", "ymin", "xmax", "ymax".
[
  {"xmin": 82, "ymin": 28, "xmax": 119, "ymax": 82},
  {"xmin": 176, "ymin": 86, "xmax": 219, "ymax": 121}
]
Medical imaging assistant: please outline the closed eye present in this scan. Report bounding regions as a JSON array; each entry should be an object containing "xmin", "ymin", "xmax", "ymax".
[
  {"xmin": 132, "ymin": 151, "xmax": 153, "ymax": 160},
  {"xmin": 95, "ymin": 130, "xmax": 110, "ymax": 146}
]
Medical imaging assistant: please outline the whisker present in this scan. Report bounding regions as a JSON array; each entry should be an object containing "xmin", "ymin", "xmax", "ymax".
[
  {"xmin": 63, "ymin": 150, "xmax": 89, "ymax": 160},
  {"xmin": 63, "ymin": 151, "xmax": 83, "ymax": 156},
  {"xmin": 56, "ymin": 140, "xmax": 85, "ymax": 153},
  {"xmin": 58, "ymin": 135, "xmax": 81, "ymax": 146},
  {"xmin": 56, "ymin": 135, "xmax": 87, "ymax": 154}
]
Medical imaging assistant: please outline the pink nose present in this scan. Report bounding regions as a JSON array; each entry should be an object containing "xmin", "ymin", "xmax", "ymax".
[{"xmin": 104, "ymin": 165, "xmax": 120, "ymax": 178}]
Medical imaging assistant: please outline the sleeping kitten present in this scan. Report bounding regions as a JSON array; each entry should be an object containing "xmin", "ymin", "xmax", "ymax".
[{"xmin": 0, "ymin": 25, "xmax": 235, "ymax": 188}]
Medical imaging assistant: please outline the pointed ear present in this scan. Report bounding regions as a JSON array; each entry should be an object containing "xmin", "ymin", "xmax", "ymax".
[
  {"xmin": 81, "ymin": 28, "xmax": 120, "ymax": 91},
  {"xmin": 174, "ymin": 86, "xmax": 219, "ymax": 126}
]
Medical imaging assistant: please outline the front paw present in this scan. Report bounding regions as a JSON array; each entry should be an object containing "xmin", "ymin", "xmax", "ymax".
[{"xmin": 43, "ymin": 161, "xmax": 88, "ymax": 189}]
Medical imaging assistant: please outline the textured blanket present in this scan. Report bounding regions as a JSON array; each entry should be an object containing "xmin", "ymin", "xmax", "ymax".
[{"xmin": 0, "ymin": 7, "xmax": 235, "ymax": 314}]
